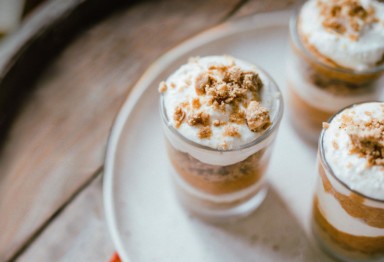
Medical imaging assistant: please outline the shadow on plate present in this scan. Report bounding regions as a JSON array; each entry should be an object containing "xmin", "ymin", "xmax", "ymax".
[{"xmin": 188, "ymin": 185, "xmax": 335, "ymax": 262}]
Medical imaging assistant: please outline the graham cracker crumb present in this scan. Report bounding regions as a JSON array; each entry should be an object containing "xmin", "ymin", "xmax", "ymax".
[
  {"xmin": 191, "ymin": 97, "xmax": 201, "ymax": 109},
  {"xmin": 332, "ymin": 140, "xmax": 340, "ymax": 150},
  {"xmin": 319, "ymin": 0, "xmax": 378, "ymax": 41},
  {"xmin": 213, "ymin": 120, "xmax": 226, "ymax": 127},
  {"xmin": 170, "ymin": 82, "xmax": 176, "ymax": 89},
  {"xmin": 198, "ymin": 126, "xmax": 212, "ymax": 139},
  {"xmin": 187, "ymin": 111, "xmax": 210, "ymax": 126},
  {"xmin": 323, "ymin": 122, "xmax": 330, "ymax": 129},
  {"xmin": 229, "ymin": 110, "xmax": 246, "ymax": 124},
  {"xmin": 347, "ymin": 118, "xmax": 384, "ymax": 166},
  {"xmin": 196, "ymin": 65, "xmax": 263, "ymax": 105},
  {"xmin": 323, "ymin": 20, "xmax": 346, "ymax": 34},
  {"xmin": 158, "ymin": 81, "xmax": 167, "ymax": 93},
  {"xmin": 340, "ymin": 114, "xmax": 354, "ymax": 129},
  {"xmin": 211, "ymin": 100, "xmax": 227, "ymax": 112},
  {"xmin": 179, "ymin": 101, "xmax": 189, "ymax": 108},
  {"xmin": 246, "ymin": 101, "xmax": 271, "ymax": 132},
  {"xmin": 220, "ymin": 141, "xmax": 229, "ymax": 150},
  {"xmin": 195, "ymin": 73, "xmax": 209, "ymax": 95},
  {"xmin": 173, "ymin": 106, "xmax": 185, "ymax": 128},
  {"xmin": 223, "ymin": 126, "xmax": 241, "ymax": 137}
]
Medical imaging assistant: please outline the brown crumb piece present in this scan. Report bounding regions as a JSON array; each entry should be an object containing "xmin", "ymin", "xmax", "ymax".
[
  {"xmin": 158, "ymin": 81, "xmax": 167, "ymax": 93},
  {"xmin": 229, "ymin": 110, "xmax": 246, "ymax": 124},
  {"xmin": 195, "ymin": 73, "xmax": 211, "ymax": 95},
  {"xmin": 223, "ymin": 126, "xmax": 241, "ymax": 137},
  {"xmin": 173, "ymin": 106, "xmax": 185, "ymax": 128},
  {"xmin": 198, "ymin": 126, "xmax": 212, "ymax": 139},
  {"xmin": 332, "ymin": 140, "xmax": 340, "ymax": 150},
  {"xmin": 213, "ymin": 120, "xmax": 226, "ymax": 127},
  {"xmin": 340, "ymin": 114, "xmax": 354, "ymax": 129},
  {"xmin": 220, "ymin": 142, "xmax": 229, "ymax": 150},
  {"xmin": 211, "ymin": 100, "xmax": 227, "ymax": 112},
  {"xmin": 178, "ymin": 101, "xmax": 189, "ymax": 109},
  {"xmin": 322, "ymin": 20, "xmax": 346, "ymax": 34},
  {"xmin": 187, "ymin": 111, "xmax": 210, "ymax": 126},
  {"xmin": 323, "ymin": 122, "xmax": 330, "ymax": 129},
  {"xmin": 347, "ymin": 119, "xmax": 384, "ymax": 166},
  {"xmin": 319, "ymin": 0, "xmax": 378, "ymax": 40},
  {"xmin": 195, "ymin": 65, "xmax": 263, "ymax": 105},
  {"xmin": 191, "ymin": 97, "xmax": 201, "ymax": 109},
  {"xmin": 246, "ymin": 101, "xmax": 271, "ymax": 132}
]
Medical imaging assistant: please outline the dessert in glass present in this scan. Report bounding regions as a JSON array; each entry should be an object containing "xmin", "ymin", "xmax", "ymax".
[
  {"xmin": 313, "ymin": 102, "xmax": 384, "ymax": 261},
  {"xmin": 159, "ymin": 56, "xmax": 283, "ymax": 221},
  {"xmin": 287, "ymin": 0, "xmax": 384, "ymax": 143}
]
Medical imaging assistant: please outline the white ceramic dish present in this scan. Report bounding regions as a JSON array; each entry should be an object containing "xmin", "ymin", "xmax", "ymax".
[{"xmin": 104, "ymin": 10, "xmax": 334, "ymax": 262}]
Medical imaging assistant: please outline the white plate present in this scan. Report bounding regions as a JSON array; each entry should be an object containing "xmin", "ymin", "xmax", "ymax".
[{"xmin": 104, "ymin": 10, "xmax": 335, "ymax": 262}]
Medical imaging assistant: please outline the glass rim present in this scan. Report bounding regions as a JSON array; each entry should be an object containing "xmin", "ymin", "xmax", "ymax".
[
  {"xmin": 160, "ymin": 70, "xmax": 284, "ymax": 153},
  {"xmin": 319, "ymin": 101, "xmax": 384, "ymax": 203},
  {"xmin": 290, "ymin": 7, "xmax": 384, "ymax": 75}
]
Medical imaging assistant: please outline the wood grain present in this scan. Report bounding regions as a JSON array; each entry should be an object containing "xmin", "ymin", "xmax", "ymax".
[
  {"xmin": 0, "ymin": 0, "xmax": 130, "ymax": 148},
  {"xmin": 231, "ymin": 0, "xmax": 300, "ymax": 19},
  {"xmin": 16, "ymin": 175, "xmax": 115, "ymax": 262},
  {"xmin": 0, "ymin": 0, "xmax": 241, "ymax": 260}
]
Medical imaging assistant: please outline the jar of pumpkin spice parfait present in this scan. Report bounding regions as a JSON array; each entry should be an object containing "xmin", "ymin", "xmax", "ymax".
[
  {"xmin": 287, "ymin": 0, "xmax": 384, "ymax": 143},
  {"xmin": 313, "ymin": 102, "xmax": 384, "ymax": 261},
  {"xmin": 159, "ymin": 56, "xmax": 283, "ymax": 221}
]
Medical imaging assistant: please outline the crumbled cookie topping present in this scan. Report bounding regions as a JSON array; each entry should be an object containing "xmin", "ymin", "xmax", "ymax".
[
  {"xmin": 345, "ymin": 118, "xmax": 384, "ymax": 166},
  {"xmin": 246, "ymin": 101, "xmax": 271, "ymax": 132},
  {"xmin": 161, "ymin": 57, "xmax": 274, "ymax": 147},
  {"xmin": 187, "ymin": 111, "xmax": 210, "ymax": 126},
  {"xmin": 195, "ymin": 65, "xmax": 262, "ymax": 105},
  {"xmin": 191, "ymin": 97, "xmax": 201, "ymax": 109},
  {"xmin": 198, "ymin": 126, "xmax": 212, "ymax": 139},
  {"xmin": 229, "ymin": 110, "xmax": 246, "ymax": 125},
  {"xmin": 318, "ymin": 0, "xmax": 378, "ymax": 41},
  {"xmin": 223, "ymin": 126, "xmax": 241, "ymax": 137},
  {"xmin": 158, "ymin": 81, "xmax": 167, "ymax": 93},
  {"xmin": 213, "ymin": 120, "xmax": 226, "ymax": 127},
  {"xmin": 173, "ymin": 106, "xmax": 185, "ymax": 128}
]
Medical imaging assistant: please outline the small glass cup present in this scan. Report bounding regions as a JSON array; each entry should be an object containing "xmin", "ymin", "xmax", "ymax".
[
  {"xmin": 312, "ymin": 105, "xmax": 384, "ymax": 261},
  {"xmin": 160, "ymin": 76, "xmax": 283, "ymax": 222},
  {"xmin": 286, "ymin": 8, "xmax": 384, "ymax": 143}
]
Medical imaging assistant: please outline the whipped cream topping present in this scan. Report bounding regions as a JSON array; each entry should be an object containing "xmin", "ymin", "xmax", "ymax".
[
  {"xmin": 299, "ymin": 0, "xmax": 384, "ymax": 71},
  {"xmin": 160, "ymin": 56, "xmax": 279, "ymax": 151},
  {"xmin": 323, "ymin": 102, "xmax": 384, "ymax": 200}
]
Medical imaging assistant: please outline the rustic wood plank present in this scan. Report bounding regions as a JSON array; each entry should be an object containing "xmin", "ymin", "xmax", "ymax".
[
  {"xmin": 16, "ymin": 175, "xmax": 115, "ymax": 262},
  {"xmin": 231, "ymin": 0, "xmax": 300, "ymax": 19},
  {"xmin": 0, "ymin": 0, "xmax": 242, "ymax": 261},
  {"xmin": 0, "ymin": 0, "xmax": 130, "ymax": 148}
]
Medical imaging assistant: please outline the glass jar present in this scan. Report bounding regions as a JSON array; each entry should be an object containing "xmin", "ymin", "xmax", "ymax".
[
  {"xmin": 312, "ymin": 105, "xmax": 384, "ymax": 261},
  {"xmin": 286, "ymin": 8, "xmax": 384, "ymax": 143},
  {"xmin": 160, "ymin": 76, "xmax": 283, "ymax": 222}
]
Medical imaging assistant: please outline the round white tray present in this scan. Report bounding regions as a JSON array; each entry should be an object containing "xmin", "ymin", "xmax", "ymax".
[{"xmin": 104, "ymin": 10, "xmax": 334, "ymax": 262}]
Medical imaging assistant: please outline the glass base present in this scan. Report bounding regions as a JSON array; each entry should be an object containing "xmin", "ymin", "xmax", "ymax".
[
  {"xmin": 171, "ymin": 168, "xmax": 267, "ymax": 223},
  {"xmin": 312, "ymin": 219, "xmax": 384, "ymax": 262}
]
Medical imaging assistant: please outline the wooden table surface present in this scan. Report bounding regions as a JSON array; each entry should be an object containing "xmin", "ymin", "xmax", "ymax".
[{"xmin": 0, "ymin": 0, "xmax": 297, "ymax": 261}]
